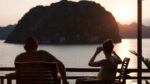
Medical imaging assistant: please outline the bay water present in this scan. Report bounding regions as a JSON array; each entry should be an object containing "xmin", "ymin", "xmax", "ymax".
[{"xmin": 0, "ymin": 39, "xmax": 150, "ymax": 84}]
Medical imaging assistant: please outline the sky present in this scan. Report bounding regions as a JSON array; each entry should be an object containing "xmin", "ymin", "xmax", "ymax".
[{"xmin": 0, "ymin": 0, "xmax": 150, "ymax": 26}]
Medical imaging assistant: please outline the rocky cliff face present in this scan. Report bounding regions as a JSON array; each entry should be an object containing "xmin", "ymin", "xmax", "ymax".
[{"xmin": 6, "ymin": 0, "xmax": 121, "ymax": 44}]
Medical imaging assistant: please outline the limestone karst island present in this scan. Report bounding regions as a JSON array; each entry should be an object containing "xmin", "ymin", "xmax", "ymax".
[{"xmin": 5, "ymin": 0, "xmax": 121, "ymax": 44}]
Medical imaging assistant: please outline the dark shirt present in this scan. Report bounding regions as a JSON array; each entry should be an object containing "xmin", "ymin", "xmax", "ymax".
[
  {"xmin": 15, "ymin": 50, "xmax": 58, "ymax": 63},
  {"xmin": 14, "ymin": 50, "xmax": 68, "ymax": 84}
]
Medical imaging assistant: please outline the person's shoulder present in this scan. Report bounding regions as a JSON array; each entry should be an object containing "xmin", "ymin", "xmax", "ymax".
[
  {"xmin": 98, "ymin": 59, "xmax": 109, "ymax": 64},
  {"xmin": 38, "ymin": 50, "xmax": 57, "ymax": 60},
  {"xmin": 37, "ymin": 50, "xmax": 50, "ymax": 54},
  {"xmin": 112, "ymin": 55, "xmax": 118, "ymax": 60},
  {"xmin": 16, "ymin": 52, "xmax": 26, "ymax": 57},
  {"xmin": 37, "ymin": 50, "xmax": 53, "ymax": 56},
  {"xmin": 15, "ymin": 52, "xmax": 27, "ymax": 61},
  {"xmin": 111, "ymin": 56, "xmax": 120, "ymax": 64}
]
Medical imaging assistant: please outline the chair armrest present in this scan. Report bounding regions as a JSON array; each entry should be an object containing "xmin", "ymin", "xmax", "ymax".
[{"xmin": 5, "ymin": 73, "xmax": 16, "ymax": 79}]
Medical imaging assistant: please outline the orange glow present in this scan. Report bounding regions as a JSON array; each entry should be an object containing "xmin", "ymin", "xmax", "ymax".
[{"xmin": 113, "ymin": 8, "xmax": 133, "ymax": 24}]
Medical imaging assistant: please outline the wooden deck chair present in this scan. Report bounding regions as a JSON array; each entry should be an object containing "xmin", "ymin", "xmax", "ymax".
[
  {"xmin": 115, "ymin": 57, "xmax": 130, "ymax": 84},
  {"xmin": 15, "ymin": 62, "xmax": 61, "ymax": 84},
  {"xmin": 83, "ymin": 57, "xmax": 130, "ymax": 84}
]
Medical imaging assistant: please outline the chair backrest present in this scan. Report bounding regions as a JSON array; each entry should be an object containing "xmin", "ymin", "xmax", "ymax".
[
  {"xmin": 16, "ymin": 62, "xmax": 59, "ymax": 84},
  {"xmin": 118, "ymin": 57, "xmax": 130, "ymax": 84}
]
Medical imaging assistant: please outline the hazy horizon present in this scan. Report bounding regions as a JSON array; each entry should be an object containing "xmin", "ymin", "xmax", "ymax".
[{"xmin": 0, "ymin": 0, "xmax": 150, "ymax": 26}]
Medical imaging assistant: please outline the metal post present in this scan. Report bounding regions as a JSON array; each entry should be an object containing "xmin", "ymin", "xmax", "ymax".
[{"xmin": 137, "ymin": 0, "xmax": 142, "ymax": 84}]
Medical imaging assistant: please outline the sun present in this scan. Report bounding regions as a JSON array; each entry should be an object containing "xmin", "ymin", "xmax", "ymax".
[
  {"xmin": 117, "ymin": 10, "xmax": 130, "ymax": 21},
  {"xmin": 113, "ymin": 8, "xmax": 132, "ymax": 24}
]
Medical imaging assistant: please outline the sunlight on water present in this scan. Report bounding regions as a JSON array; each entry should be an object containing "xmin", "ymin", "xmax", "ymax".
[
  {"xmin": 1, "ymin": 39, "xmax": 150, "ymax": 84},
  {"xmin": 114, "ymin": 39, "xmax": 137, "ymax": 69},
  {"xmin": 0, "ymin": 39, "xmax": 138, "ymax": 68},
  {"xmin": 115, "ymin": 40, "xmax": 132, "ymax": 59}
]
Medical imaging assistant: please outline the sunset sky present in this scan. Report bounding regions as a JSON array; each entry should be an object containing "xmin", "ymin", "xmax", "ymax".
[{"xmin": 0, "ymin": 0, "xmax": 150, "ymax": 26}]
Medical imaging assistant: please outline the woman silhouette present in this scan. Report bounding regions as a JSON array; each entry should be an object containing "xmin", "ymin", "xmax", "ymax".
[{"xmin": 89, "ymin": 39, "xmax": 122, "ymax": 81}]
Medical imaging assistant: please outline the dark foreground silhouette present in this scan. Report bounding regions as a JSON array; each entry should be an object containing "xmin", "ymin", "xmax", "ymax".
[
  {"xmin": 88, "ymin": 39, "xmax": 122, "ymax": 80},
  {"xmin": 7, "ymin": 37, "xmax": 69, "ymax": 84},
  {"xmin": 76, "ymin": 39, "xmax": 122, "ymax": 84}
]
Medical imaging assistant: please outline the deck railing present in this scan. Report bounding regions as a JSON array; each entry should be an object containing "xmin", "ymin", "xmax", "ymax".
[{"xmin": 0, "ymin": 67, "xmax": 150, "ymax": 84}]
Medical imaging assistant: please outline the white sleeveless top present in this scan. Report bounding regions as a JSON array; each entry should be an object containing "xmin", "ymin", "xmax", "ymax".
[{"xmin": 97, "ymin": 56, "xmax": 118, "ymax": 81}]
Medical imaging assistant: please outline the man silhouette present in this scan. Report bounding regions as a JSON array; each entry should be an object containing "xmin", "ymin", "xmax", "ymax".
[{"xmin": 15, "ymin": 37, "xmax": 69, "ymax": 84}]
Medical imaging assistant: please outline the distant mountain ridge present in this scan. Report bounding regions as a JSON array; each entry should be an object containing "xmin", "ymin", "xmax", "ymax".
[
  {"xmin": 118, "ymin": 23, "xmax": 150, "ymax": 38},
  {"xmin": 5, "ymin": 0, "xmax": 121, "ymax": 44},
  {"xmin": 0, "ymin": 25, "xmax": 15, "ymax": 40}
]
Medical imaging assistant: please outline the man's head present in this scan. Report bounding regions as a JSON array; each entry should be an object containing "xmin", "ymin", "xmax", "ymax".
[
  {"xmin": 103, "ymin": 39, "xmax": 114, "ymax": 55},
  {"xmin": 24, "ymin": 37, "xmax": 38, "ymax": 51}
]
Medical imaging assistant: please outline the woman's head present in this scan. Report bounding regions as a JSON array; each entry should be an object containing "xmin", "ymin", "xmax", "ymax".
[{"xmin": 103, "ymin": 39, "xmax": 114, "ymax": 55}]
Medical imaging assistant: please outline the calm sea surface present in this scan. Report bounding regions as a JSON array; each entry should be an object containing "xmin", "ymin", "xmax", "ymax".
[{"xmin": 0, "ymin": 39, "xmax": 150, "ymax": 84}]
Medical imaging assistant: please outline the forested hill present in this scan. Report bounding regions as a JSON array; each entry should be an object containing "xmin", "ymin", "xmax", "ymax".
[{"xmin": 5, "ymin": 0, "xmax": 121, "ymax": 44}]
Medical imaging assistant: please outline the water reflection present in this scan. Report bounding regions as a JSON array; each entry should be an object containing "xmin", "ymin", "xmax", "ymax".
[
  {"xmin": 115, "ymin": 39, "xmax": 138, "ymax": 84},
  {"xmin": 115, "ymin": 40, "xmax": 132, "ymax": 59},
  {"xmin": 114, "ymin": 39, "xmax": 137, "ymax": 68}
]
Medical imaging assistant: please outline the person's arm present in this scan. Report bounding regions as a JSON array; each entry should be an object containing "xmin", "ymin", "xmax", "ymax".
[
  {"xmin": 113, "ymin": 51, "xmax": 122, "ymax": 64},
  {"xmin": 88, "ymin": 47, "xmax": 108, "ymax": 67},
  {"xmin": 55, "ymin": 59, "xmax": 68, "ymax": 84},
  {"xmin": 45, "ymin": 51, "xmax": 68, "ymax": 84}
]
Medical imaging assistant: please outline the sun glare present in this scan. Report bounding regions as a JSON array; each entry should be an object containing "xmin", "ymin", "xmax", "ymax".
[
  {"xmin": 113, "ymin": 8, "xmax": 133, "ymax": 24},
  {"xmin": 118, "ymin": 10, "xmax": 130, "ymax": 20}
]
